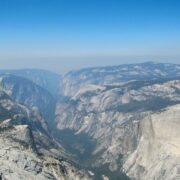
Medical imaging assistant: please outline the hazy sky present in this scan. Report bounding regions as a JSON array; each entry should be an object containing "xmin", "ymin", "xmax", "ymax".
[{"xmin": 0, "ymin": 0, "xmax": 180, "ymax": 73}]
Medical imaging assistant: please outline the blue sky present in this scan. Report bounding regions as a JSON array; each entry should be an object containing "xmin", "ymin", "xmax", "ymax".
[{"xmin": 0, "ymin": 0, "xmax": 180, "ymax": 73}]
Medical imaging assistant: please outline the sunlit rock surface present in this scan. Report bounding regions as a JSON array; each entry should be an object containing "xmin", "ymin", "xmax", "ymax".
[{"xmin": 0, "ymin": 91, "xmax": 91, "ymax": 180}]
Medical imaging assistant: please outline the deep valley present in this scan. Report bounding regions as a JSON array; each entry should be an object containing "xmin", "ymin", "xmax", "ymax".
[{"xmin": 0, "ymin": 62, "xmax": 180, "ymax": 180}]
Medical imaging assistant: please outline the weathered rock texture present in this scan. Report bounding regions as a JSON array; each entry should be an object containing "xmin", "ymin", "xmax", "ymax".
[
  {"xmin": 0, "ymin": 90, "xmax": 91, "ymax": 180},
  {"xmin": 55, "ymin": 62, "xmax": 180, "ymax": 179}
]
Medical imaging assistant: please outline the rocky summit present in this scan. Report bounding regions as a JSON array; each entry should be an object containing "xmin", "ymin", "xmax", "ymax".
[
  {"xmin": 0, "ymin": 83, "xmax": 91, "ymax": 179},
  {"xmin": 0, "ymin": 62, "xmax": 180, "ymax": 180}
]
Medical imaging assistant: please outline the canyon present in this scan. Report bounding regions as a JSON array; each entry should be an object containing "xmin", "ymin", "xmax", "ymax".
[{"xmin": 0, "ymin": 62, "xmax": 180, "ymax": 179}]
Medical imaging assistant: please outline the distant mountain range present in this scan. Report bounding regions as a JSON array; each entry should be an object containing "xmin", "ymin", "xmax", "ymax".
[{"xmin": 0, "ymin": 62, "xmax": 180, "ymax": 180}]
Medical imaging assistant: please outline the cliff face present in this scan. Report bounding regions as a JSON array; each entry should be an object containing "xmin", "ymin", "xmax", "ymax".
[
  {"xmin": 55, "ymin": 63, "xmax": 180, "ymax": 179},
  {"xmin": 56, "ymin": 79, "xmax": 180, "ymax": 166},
  {"xmin": 123, "ymin": 105, "xmax": 180, "ymax": 180}
]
